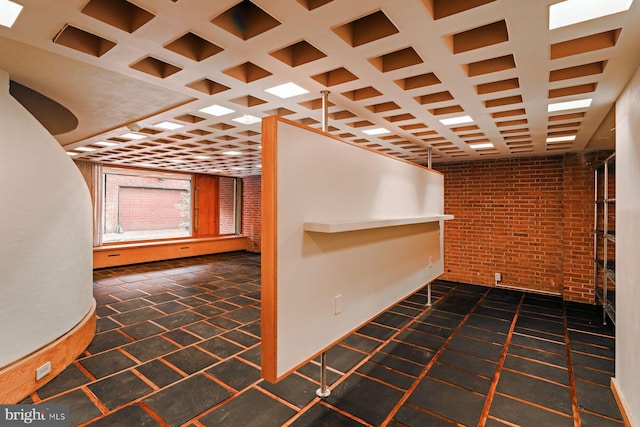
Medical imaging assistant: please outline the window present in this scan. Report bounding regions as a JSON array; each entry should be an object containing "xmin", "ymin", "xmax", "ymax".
[
  {"xmin": 101, "ymin": 167, "xmax": 242, "ymax": 244},
  {"xmin": 219, "ymin": 176, "xmax": 241, "ymax": 235},
  {"xmin": 102, "ymin": 167, "xmax": 192, "ymax": 243}
]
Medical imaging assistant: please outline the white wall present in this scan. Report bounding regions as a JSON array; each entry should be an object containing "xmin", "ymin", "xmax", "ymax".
[
  {"xmin": 615, "ymin": 64, "xmax": 640, "ymax": 425},
  {"xmin": 0, "ymin": 70, "xmax": 94, "ymax": 368}
]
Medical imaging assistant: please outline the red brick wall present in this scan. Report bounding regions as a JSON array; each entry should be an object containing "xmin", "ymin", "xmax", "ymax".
[
  {"xmin": 436, "ymin": 152, "xmax": 612, "ymax": 303},
  {"xmin": 242, "ymin": 175, "xmax": 261, "ymax": 252}
]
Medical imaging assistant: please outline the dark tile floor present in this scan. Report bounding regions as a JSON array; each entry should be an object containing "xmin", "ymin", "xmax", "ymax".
[{"xmin": 23, "ymin": 251, "xmax": 621, "ymax": 426}]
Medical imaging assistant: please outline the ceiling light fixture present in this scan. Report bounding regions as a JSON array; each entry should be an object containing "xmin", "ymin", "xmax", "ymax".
[
  {"xmin": 154, "ymin": 121, "xmax": 184, "ymax": 130},
  {"xmin": 265, "ymin": 82, "xmax": 309, "ymax": 98},
  {"xmin": 546, "ymin": 135, "xmax": 576, "ymax": 143},
  {"xmin": 95, "ymin": 141, "xmax": 118, "ymax": 147},
  {"xmin": 548, "ymin": 98, "xmax": 592, "ymax": 112},
  {"xmin": 120, "ymin": 132, "xmax": 146, "ymax": 140},
  {"xmin": 363, "ymin": 127, "xmax": 391, "ymax": 136},
  {"xmin": 75, "ymin": 146, "xmax": 96, "ymax": 152},
  {"xmin": 439, "ymin": 115, "xmax": 474, "ymax": 126},
  {"xmin": 199, "ymin": 104, "xmax": 235, "ymax": 116},
  {"xmin": 231, "ymin": 167, "xmax": 245, "ymax": 171},
  {"xmin": 209, "ymin": 169, "xmax": 223, "ymax": 173},
  {"xmin": 194, "ymin": 155, "xmax": 211, "ymax": 160},
  {"xmin": 549, "ymin": 0, "xmax": 633, "ymax": 30},
  {"xmin": 232, "ymin": 115, "xmax": 261, "ymax": 125},
  {"xmin": 66, "ymin": 151, "xmax": 79, "ymax": 156},
  {"xmin": 0, "ymin": 0, "xmax": 23, "ymax": 28},
  {"xmin": 469, "ymin": 142, "xmax": 494, "ymax": 149},
  {"xmin": 223, "ymin": 151, "xmax": 242, "ymax": 156}
]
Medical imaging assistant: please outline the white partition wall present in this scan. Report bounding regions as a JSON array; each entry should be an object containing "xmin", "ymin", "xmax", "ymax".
[{"xmin": 261, "ymin": 117, "xmax": 451, "ymax": 382}]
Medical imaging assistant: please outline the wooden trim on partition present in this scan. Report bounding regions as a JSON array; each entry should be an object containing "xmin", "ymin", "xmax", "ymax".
[
  {"xmin": 611, "ymin": 377, "xmax": 634, "ymax": 427},
  {"xmin": 0, "ymin": 302, "xmax": 96, "ymax": 404},
  {"xmin": 261, "ymin": 116, "xmax": 279, "ymax": 383},
  {"xmin": 93, "ymin": 235, "xmax": 248, "ymax": 268}
]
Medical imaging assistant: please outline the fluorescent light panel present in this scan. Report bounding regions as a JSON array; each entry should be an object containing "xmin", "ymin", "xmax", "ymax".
[
  {"xmin": 548, "ymin": 98, "xmax": 592, "ymax": 112},
  {"xmin": 232, "ymin": 115, "xmax": 261, "ymax": 125},
  {"xmin": 154, "ymin": 121, "xmax": 184, "ymax": 130},
  {"xmin": 199, "ymin": 104, "xmax": 235, "ymax": 116},
  {"xmin": 363, "ymin": 127, "xmax": 391, "ymax": 136},
  {"xmin": 549, "ymin": 0, "xmax": 633, "ymax": 30},
  {"xmin": 439, "ymin": 115, "xmax": 474, "ymax": 126},
  {"xmin": 223, "ymin": 151, "xmax": 242, "ymax": 156},
  {"xmin": 95, "ymin": 141, "xmax": 118, "ymax": 147},
  {"xmin": 75, "ymin": 146, "xmax": 96, "ymax": 152},
  {"xmin": 0, "ymin": 0, "xmax": 23, "ymax": 28},
  {"xmin": 194, "ymin": 155, "xmax": 210, "ymax": 160},
  {"xmin": 265, "ymin": 82, "xmax": 309, "ymax": 98},
  {"xmin": 546, "ymin": 135, "xmax": 576, "ymax": 143},
  {"xmin": 120, "ymin": 132, "xmax": 146, "ymax": 140},
  {"xmin": 469, "ymin": 142, "xmax": 494, "ymax": 149}
]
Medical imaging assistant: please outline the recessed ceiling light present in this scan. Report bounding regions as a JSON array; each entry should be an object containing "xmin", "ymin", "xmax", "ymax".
[
  {"xmin": 546, "ymin": 135, "xmax": 576, "ymax": 143},
  {"xmin": 469, "ymin": 142, "xmax": 494, "ymax": 149},
  {"xmin": 439, "ymin": 116, "xmax": 474, "ymax": 126},
  {"xmin": 549, "ymin": 0, "xmax": 633, "ymax": 30},
  {"xmin": 168, "ymin": 159, "xmax": 185, "ymax": 163},
  {"xmin": 256, "ymin": 164, "xmax": 262, "ymax": 168},
  {"xmin": 548, "ymin": 98, "xmax": 592, "ymax": 112},
  {"xmin": 209, "ymin": 169, "xmax": 223, "ymax": 173},
  {"xmin": 233, "ymin": 115, "xmax": 261, "ymax": 125},
  {"xmin": 199, "ymin": 104, "xmax": 235, "ymax": 116},
  {"xmin": 363, "ymin": 128, "xmax": 391, "ymax": 136},
  {"xmin": 154, "ymin": 121, "xmax": 184, "ymax": 130},
  {"xmin": 0, "ymin": 0, "xmax": 23, "ymax": 28},
  {"xmin": 120, "ymin": 132, "xmax": 146, "ymax": 140},
  {"xmin": 95, "ymin": 141, "xmax": 118, "ymax": 147},
  {"xmin": 231, "ymin": 167, "xmax": 245, "ymax": 171},
  {"xmin": 66, "ymin": 151, "xmax": 79, "ymax": 156},
  {"xmin": 135, "ymin": 162, "xmax": 155, "ymax": 168},
  {"xmin": 265, "ymin": 82, "xmax": 309, "ymax": 99},
  {"xmin": 223, "ymin": 151, "xmax": 242, "ymax": 156},
  {"xmin": 75, "ymin": 146, "xmax": 96, "ymax": 152},
  {"xmin": 194, "ymin": 155, "xmax": 211, "ymax": 160}
]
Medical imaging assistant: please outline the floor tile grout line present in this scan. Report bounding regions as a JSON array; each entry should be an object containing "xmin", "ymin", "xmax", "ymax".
[
  {"xmin": 477, "ymin": 292, "xmax": 525, "ymax": 427},
  {"xmin": 381, "ymin": 286, "xmax": 493, "ymax": 426},
  {"xmin": 563, "ymin": 300, "xmax": 583, "ymax": 427},
  {"xmin": 281, "ymin": 284, "xmax": 460, "ymax": 427}
]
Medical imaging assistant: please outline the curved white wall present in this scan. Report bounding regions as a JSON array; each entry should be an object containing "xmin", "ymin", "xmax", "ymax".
[{"xmin": 0, "ymin": 70, "xmax": 93, "ymax": 368}]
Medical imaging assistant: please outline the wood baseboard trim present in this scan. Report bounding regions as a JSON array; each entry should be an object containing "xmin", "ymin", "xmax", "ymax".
[
  {"xmin": 0, "ymin": 301, "xmax": 96, "ymax": 404},
  {"xmin": 93, "ymin": 236, "xmax": 248, "ymax": 268},
  {"xmin": 611, "ymin": 377, "xmax": 635, "ymax": 427}
]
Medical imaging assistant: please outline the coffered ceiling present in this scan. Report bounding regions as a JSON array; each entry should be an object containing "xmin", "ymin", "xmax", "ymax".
[{"xmin": 1, "ymin": 0, "xmax": 638, "ymax": 176}]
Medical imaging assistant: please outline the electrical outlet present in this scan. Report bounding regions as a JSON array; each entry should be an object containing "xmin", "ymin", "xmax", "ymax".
[
  {"xmin": 495, "ymin": 272, "xmax": 502, "ymax": 283},
  {"xmin": 36, "ymin": 361, "xmax": 51, "ymax": 381},
  {"xmin": 334, "ymin": 294, "xmax": 342, "ymax": 315}
]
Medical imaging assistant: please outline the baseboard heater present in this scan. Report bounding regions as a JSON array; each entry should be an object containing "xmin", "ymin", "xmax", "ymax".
[{"xmin": 496, "ymin": 284, "xmax": 561, "ymax": 297}]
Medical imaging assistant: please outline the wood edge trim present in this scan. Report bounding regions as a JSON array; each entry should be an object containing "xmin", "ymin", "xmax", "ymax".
[
  {"xmin": 263, "ymin": 115, "xmax": 443, "ymax": 176},
  {"xmin": 261, "ymin": 116, "xmax": 279, "ymax": 382},
  {"xmin": 611, "ymin": 377, "xmax": 635, "ymax": 427},
  {"xmin": 0, "ymin": 300, "xmax": 97, "ymax": 404}
]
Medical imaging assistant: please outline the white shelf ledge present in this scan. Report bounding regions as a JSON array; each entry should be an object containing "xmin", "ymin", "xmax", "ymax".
[{"xmin": 303, "ymin": 215, "xmax": 454, "ymax": 233}]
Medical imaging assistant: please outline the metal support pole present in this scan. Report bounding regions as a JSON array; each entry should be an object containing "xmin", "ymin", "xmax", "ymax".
[
  {"xmin": 427, "ymin": 282, "xmax": 432, "ymax": 306},
  {"xmin": 321, "ymin": 90, "xmax": 330, "ymax": 133},
  {"xmin": 427, "ymin": 146, "xmax": 432, "ymax": 169},
  {"xmin": 316, "ymin": 351, "xmax": 330, "ymax": 397}
]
